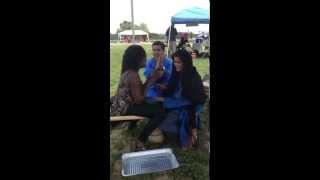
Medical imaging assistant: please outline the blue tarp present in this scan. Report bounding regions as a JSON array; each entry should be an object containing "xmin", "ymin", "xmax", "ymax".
[{"xmin": 171, "ymin": 7, "xmax": 209, "ymax": 24}]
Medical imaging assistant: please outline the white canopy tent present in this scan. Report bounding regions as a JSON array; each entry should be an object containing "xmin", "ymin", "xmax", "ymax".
[{"xmin": 118, "ymin": 30, "xmax": 149, "ymax": 42}]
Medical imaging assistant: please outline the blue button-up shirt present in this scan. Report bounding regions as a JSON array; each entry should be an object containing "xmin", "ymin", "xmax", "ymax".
[{"xmin": 144, "ymin": 57, "xmax": 173, "ymax": 102}]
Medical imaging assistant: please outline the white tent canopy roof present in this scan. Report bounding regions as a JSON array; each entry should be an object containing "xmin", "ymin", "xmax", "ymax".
[{"xmin": 118, "ymin": 30, "xmax": 148, "ymax": 35}]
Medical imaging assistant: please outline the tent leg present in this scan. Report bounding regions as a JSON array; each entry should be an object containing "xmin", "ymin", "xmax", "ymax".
[{"xmin": 167, "ymin": 25, "xmax": 172, "ymax": 57}]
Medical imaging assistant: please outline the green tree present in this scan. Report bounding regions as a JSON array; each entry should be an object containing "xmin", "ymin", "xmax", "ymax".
[
  {"xmin": 117, "ymin": 21, "xmax": 150, "ymax": 33},
  {"xmin": 139, "ymin": 23, "xmax": 149, "ymax": 33},
  {"xmin": 117, "ymin": 21, "xmax": 140, "ymax": 33},
  {"xmin": 118, "ymin": 21, "xmax": 131, "ymax": 32}
]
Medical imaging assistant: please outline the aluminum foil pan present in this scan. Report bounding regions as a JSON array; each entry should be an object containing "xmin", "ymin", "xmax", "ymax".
[{"xmin": 121, "ymin": 148, "xmax": 179, "ymax": 176}]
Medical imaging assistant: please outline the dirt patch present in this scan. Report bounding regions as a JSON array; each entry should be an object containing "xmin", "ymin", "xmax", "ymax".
[
  {"xmin": 154, "ymin": 174, "xmax": 170, "ymax": 180},
  {"xmin": 112, "ymin": 160, "xmax": 122, "ymax": 176}
]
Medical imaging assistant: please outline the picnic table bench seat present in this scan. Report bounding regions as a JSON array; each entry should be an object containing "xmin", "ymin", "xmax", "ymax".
[{"xmin": 110, "ymin": 115, "xmax": 148, "ymax": 122}]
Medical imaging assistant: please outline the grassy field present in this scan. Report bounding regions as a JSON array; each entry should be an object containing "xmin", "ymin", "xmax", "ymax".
[{"xmin": 110, "ymin": 43, "xmax": 210, "ymax": 180}]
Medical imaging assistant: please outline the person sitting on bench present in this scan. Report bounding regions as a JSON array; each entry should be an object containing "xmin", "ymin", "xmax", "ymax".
[
  {"xmin": 155, "ymin": 49, "xmax": 207, "ymax": 150},
  {"xmin": 110, "ymin": 44, "xmax": 166, "ymax": 151},
  {"xmin": 127, "ymin": 41, "xmax": 173, "ymax": 131}
]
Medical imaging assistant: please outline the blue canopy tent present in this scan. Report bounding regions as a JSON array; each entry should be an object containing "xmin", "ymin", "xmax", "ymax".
[
  {"xmin": 171, "ymin": 6, "xmax": 209, "ymax": 24},
  {"xmin": 167, "ymin": 6, "xmax": 209, "ymax": 56}
]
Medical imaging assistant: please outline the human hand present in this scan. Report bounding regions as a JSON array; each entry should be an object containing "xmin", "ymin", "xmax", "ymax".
[
  {"xmin": 155, "ymin": 55, "xmax": 164, "ymax": 69},
  {"xmin": 151, "ymin": 69, "xmax": 164, "ymax": 81},
  {"xmin": 157, "ymin": 84, "xmax": 167, "ymax": 90},
  {"xmin": 125, "ymin": 96, "xmax": 133, "ymax": 103},
  {"xmin": 155, "ymin": 97, "xmax": 165, "ymax": 102}
]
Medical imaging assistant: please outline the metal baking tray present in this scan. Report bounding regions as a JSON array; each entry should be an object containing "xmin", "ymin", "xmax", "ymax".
[{"xmin": 121, "ymin": 148, "xmax": 179, "ymax": 176}]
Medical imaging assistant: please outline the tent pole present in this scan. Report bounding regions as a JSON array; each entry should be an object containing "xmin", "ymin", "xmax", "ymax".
[
  {"xmin": 130, "ymin": 0, "xmax": 135, "ymax": 44},
  {"xmin": 167, "ymin": 24, "xmax": 172, "ymax": 57}
]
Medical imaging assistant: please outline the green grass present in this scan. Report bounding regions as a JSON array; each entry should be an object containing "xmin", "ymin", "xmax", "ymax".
[{"xmin": 110, "ymin": 43, "xmax": 210, "ymax": 180}]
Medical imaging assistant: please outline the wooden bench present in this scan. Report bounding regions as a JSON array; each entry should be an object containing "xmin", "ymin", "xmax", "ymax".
[{"xmin": 110, "ymin": 115, "xmax": 148, "ymax": 122}]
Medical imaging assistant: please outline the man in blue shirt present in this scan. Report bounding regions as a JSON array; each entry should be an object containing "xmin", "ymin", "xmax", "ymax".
[{"xmin": 144, "ymin": 41, "xmax": 173, "ymax": 103}]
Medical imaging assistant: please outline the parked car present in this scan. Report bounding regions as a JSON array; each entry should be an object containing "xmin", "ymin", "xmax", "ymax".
[{"xmin": 192, "ymin": 32, "xmax": 210, "ymax": 58}]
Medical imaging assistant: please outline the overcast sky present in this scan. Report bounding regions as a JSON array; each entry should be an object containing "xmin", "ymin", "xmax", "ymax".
[{"xmin": 110, "ymin": 0, "xmax": 210, "ymax": 34}]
